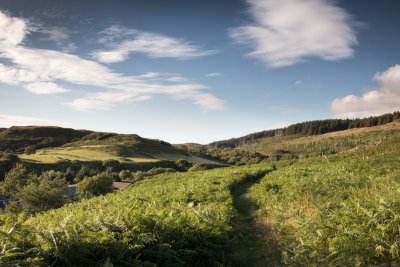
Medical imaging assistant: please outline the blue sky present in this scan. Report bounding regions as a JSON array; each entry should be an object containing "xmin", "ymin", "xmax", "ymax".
[{"xmin": 0, "ymin": 0, "xmax": 399, "ymax": 143}]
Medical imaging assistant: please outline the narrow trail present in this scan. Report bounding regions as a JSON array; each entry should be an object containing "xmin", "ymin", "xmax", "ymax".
[{"xmin": 228, "ymin": 171, "xmax": 281, "ymax": 267}]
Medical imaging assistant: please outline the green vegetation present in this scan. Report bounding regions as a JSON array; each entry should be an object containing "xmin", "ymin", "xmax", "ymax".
[
  {"xmin": 19, "ymin": 146, "xmax": 159, "ymax": 163},
  {"xmin": 178, "ymin": 143, "xmax": 267, "ymax": 165},
  {"xmin": 0, "ymin": 164, "xmax": 69, "ymax": 214},
  {"xmin": 77, "ymin": 173, "xmax": 114, "ymax": 198},
  {"xmin": 0, "ymin": 117, "xmax": 400, "ymax": 266},
  {"xmin": 248, "ymin": 141, "xmax": 400, "ymax": 265},
  {"xmin": 0, "ymin": 164, "xmax": 272, "ymax": 266},
  {"xmin": 0, "ymin": 126, "xmax": 91, "ymax": 152},
  {"xmin": 211, "ymin": 111, "xmax": 400, "ymax": 148},
  {"xmin": 239, "ymin": 121, "xmax": 400, "ymax": 160}
]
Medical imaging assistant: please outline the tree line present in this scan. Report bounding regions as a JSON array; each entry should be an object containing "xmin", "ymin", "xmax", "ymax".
[{"xmin": 211, "ymin": 111, "xmax": 400, "ymax": 148}]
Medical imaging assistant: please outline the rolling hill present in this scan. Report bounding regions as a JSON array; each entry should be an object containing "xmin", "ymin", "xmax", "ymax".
[
  {"xmin": 1, "ymin": 119, "xmax": 399, "ymax": 266},
  {"xmin": 0, "ymin": 126, "xmax": 220, "ymax": 165}
]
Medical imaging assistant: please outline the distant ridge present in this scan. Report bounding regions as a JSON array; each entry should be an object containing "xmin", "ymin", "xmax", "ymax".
[
  {"xmin": 0, "ymin": 126, "xmax": 92, "ymax": 152},
  {"xmin": 210, "ymin": 111, "xmax": 400, "ymax": 148}
]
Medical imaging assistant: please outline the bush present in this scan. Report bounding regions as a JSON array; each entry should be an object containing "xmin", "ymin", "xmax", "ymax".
[
  {"xmin": 77, "ymin": 173, "xmax": 114, "ymax": 198},
  {"xmin": 0, "ymin": 163, "xmax": 35, "ymax": 197},
  {"xmin": 118, "ymin": 170, "xmax": 132, "ymax": 181},
  {"xmin": 24, "ymin": 145, "xmax": 37, "ymax": 155},
  {"xmin": 175, "ymin": 159, "xmax": 192, "ymax": 171},
  {"xmin": 16, "ymin": 174, "xmax": 68, "ymax": 214}
]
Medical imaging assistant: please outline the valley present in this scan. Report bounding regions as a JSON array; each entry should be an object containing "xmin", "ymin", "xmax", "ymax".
[{"xmin": 0, "ymin": 112, "xmax": 400, "ymax": 266}]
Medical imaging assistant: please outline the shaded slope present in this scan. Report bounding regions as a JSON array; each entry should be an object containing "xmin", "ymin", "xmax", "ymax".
[{"xmin": 0, "ymin": 126, "xmax": 92, "ymax": 152}]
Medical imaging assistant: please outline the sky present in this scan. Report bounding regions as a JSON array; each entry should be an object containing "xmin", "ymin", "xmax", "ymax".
[{"xmin": 0, "ymin": 0, "xmax": 399, "ymax": 144}]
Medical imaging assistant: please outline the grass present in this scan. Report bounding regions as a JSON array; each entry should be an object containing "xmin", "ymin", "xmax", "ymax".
[
  {"xmin": 0, "ymin": 163, "xmax": 272, "ymax": 266},
  {"xmin": 19, "ymin": 147, "xmax": 158, "ymax": 163},
  {"xmin": 19, "ymin": 146, "xmax": 220, "ymax": 164},
  {"xmin": 248, "ymin": 140, "xmax": 400, "ymax": 265},
  {"xmin": 240, "ymin": 120, "xmax": 400, "ymax": 157},
  {"xmin": 2, "ymin": 123, "xmax": 400, "ymax": 266}
]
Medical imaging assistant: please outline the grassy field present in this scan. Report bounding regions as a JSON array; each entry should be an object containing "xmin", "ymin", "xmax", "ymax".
[
  {"xmin": 249, "ymin": 141, "xmax": 400, "ymax": 265},
  {"xmin": 2, "ymin": 124, "xmax": 400, "ymax": 266},
  {"xmin": 19, "ymin": 146, "xmax": 158, "ymax": 163},
  {"xmin": 19, "ymin": 146, "xmax": 220, "ymax": 164}
]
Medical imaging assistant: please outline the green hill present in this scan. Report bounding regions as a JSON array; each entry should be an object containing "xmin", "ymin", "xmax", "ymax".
[
  {"xmin": 0, "ymin": 126, "xmax": 92, "ymax": 152},
  {"xmin": 237, "ymin": 120, "xmax": 400, "ymax": 159},
  {"xmin": 210, "ymin": 111, "xmax": 400, "ymax": 148},
  {"xmin": 1, "ymin": 119, "xmax": 400, "ymax": 266},
  {"xmin": 1, "ymin": 122, "xmax": 399, "ymax": 266},
  {"xmin": 0, "ymin": 126, "xmax": 219, "ymax": 165}
]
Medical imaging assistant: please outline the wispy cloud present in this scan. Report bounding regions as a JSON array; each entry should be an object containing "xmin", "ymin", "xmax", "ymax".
[
  {"xmin": 0, "ymin": 114, "xmax": 56, "ymax": 127},
  {"xmin": 32, "ymin": 24, "xmax": 77, "ymax": 52},
  {"xmin": 91, "ymin": 25, "xmax": 218, "ymax": 63},
  {"xmin": 206, "ymin": 72, "xmax": 223, "ymax": 77},
  {"xmin": 38, "ymin": 26, "xmax": 69, "ymax": 43},
  {"xmin": 331, "ymin": 64, "xmax": 400, "ymax": 118},
  {"xmin": 230, "ymin": 0, "xmax": 357, "ymax": 68},
  {"xmin": 0, "ymin": 11, "xmax": 226, "ymax": 111}
]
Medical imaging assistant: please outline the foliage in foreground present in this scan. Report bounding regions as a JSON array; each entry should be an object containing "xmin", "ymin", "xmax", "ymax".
[
  {"xmin": 0, "ymin": 164, "xmax": 68, "ymax": 214},
  {"xmin": 0, "ymin": 163, "xmax": 271, "ymax": 266},
  {"xmin": 250, "ymin": 142, "xmax": 400, "ymax": 265}
]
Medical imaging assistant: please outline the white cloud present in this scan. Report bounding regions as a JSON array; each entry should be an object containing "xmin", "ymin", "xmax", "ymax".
[
  {"xmin": 0, "ymin": 114, "xmax": 56, "ymax": 127},
  {"xmin": 165, "ymin": 76, "xmax": 186, "ymax": 82},
  {"xmin": 138, "ymin": 72, "xmax": 159, "ymax": 79},
  {"xmin": 91, "ymin": 25, "xmax": 217, "ymax": 63},
  {"xmin": 0, "ymin": 11, "xmax": 226, "ymax": 111},
  {"xmin": 25, "ymin": 82, "xmax": 69, "ymax": 94},
  {"xmin": 331, "ymin": 65, "xmax": 400, "ymax": 118},
  {"xmin": 206, "ymin": 72, "xmax": 223, "ymax": 77},
  {"xmin": 230, "ymin": 0, "xmax": 357, "ymax": 68},
  {"xmin": 68, "ymin": 91, "xmax": 150, "ymax": 111},
  {"xmin": 0, "ymin": 11, "xmax": 28, "ymax": 47}
]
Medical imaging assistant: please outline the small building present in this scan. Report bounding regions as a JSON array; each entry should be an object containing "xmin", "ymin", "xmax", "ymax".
[{"xmin": 113, "ymin": 182, "xmax": 132, "ymax": 190}]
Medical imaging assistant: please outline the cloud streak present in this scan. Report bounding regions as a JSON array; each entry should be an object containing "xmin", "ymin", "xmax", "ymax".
[
  {"xmin": 0, "ymin": 11, "xmax": 226, "ymax": 111},
  {"xmin": 91, "ymin": 25, "xmax": 217, "ymax": 63},
  {"xmin": 0, "ymin": 114, "xmax": 56, "ymax": 127},
  {"xmin": 331, "ymin": 65, "xmax": 400, "ymax": 118},
  {"xmin": 230, "ymin": 0, "xmax": 357, "ymax": 68}
]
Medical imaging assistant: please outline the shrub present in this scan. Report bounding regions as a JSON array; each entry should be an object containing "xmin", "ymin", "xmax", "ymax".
[
  {"xmin": 77, "ymin": 173, "xmax": 114, "ymax": 198},
  {"xmin": 16, "ymin": 175, "xmax": 68, "ymax": 214},
  {"xmin": 24, "ymin": 145, "xmax": 37, "ymax": 155}
]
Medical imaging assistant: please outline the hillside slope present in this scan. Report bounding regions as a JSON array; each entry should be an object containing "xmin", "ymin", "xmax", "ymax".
[
  {"xmin": 0, "ymin": 126, "xmax": 220, "ymax": 164},
  {"xmin": 210, "ymin": 111, "xmax": 400, "ymax": 148},
  {"xmin": 0, "ymin": 126, "xmax": 92, "ymax": 152},
  {"xmin": 1, "ymin": 126, "xmax": 399, "ymax": 266},
  {"xmin": 238, "ymin": 120, "xmax": 400, "ymax": 159}
]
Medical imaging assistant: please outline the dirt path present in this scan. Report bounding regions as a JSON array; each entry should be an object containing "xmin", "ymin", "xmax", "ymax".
[{"xmin": 228, "ymin": 171, "xmax": 281, "ymax": 267}]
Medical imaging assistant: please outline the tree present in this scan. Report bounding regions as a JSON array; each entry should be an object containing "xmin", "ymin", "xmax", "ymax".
[
  {"xmin": 24, "ymin": 145, "xmax": 36, "ymax": 155},
  {"xmin": 102, "ymin": 160, "xmax": 120, "ymax": 173},
  {"xmin": 16, "ymin": 174, "xmax": 68, "ymax": 214},
  {"xmin": 77, "ymin": 173, "xmax": 114, "ymax": 198},
  {"xmin": 0, "ymin": 163, "xmax": 34, "ymax": 197},
  {"xmin": 118, "ymin": 170, "xmax": 132, "ymax": 181}
]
